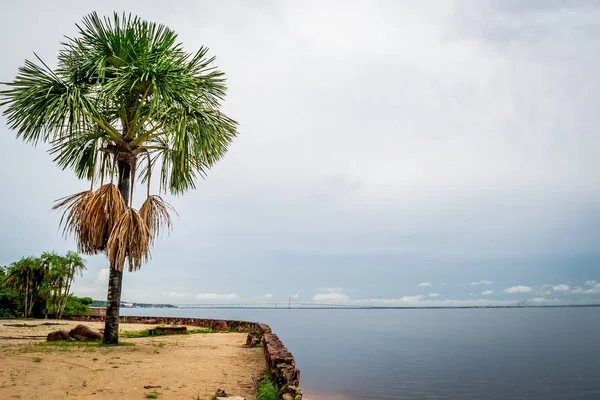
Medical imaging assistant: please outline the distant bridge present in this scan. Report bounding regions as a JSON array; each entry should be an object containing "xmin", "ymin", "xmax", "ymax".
[
  {"xmin": 172, "ymin": 303, "xmax": 600, "ymax": 310},
  {"xmin": 176, "ymin": 302, "xmax": 377, "ymax": 309}
]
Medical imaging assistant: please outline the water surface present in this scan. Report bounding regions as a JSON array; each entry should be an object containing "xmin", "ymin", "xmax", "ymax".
[{"xmin": 121, "ymin": 307, "xmax": 600, "ymax": 399}]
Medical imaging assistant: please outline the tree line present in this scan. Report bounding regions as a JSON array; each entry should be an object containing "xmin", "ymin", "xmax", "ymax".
[{"xmin": 0, "ymin": 251, "xmax": 91, "ymax": 319}]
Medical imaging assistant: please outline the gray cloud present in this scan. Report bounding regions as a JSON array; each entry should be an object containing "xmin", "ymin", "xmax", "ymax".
[{"xmin": 1, "ymin": 0, "xmax": 599, "ymax": 304}]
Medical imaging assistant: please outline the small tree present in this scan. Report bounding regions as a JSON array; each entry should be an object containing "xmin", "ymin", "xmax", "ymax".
[
  {"xmin": 4, "ymin": 257, "xmax": 46, "ymax": 318},
  {"xmin": 0, "ymin": 267, "xmax": 22, "ymax": 318},
  {"xmin": 1, "ymin": 12, "xmax": 238, "ymax": 343},
  {"xmin": 41, "ymin": 251, "xmax": 86, "ymax": 319}
]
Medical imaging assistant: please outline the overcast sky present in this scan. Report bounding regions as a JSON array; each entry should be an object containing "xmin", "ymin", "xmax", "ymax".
[{"xmin": 1, "ymin": 0, "xmax": 599, "ymax": 306}]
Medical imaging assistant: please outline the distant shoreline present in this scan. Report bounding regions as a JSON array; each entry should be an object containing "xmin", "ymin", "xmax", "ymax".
[{"xmin": 104, "ymin": 303, "xmax": 600, "ymax": 310}]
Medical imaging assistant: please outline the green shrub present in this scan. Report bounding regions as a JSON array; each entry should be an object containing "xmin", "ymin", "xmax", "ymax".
[{"xmin": 258, "ymin": 374, "xmax": 278, "ymax": 400}]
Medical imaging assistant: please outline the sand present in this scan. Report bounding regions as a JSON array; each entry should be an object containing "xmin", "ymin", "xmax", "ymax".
[{"xmin": 0, "ymin": 319, "xmax": 265, "ymax": 400}]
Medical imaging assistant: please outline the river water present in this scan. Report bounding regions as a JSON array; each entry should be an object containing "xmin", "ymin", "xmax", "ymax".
[{"xmin": 120, "ymin": 307, "xmax": 600, "ymax": 399}]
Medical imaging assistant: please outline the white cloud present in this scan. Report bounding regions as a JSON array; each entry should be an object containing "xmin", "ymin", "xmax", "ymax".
[
  {"xmin": 585, "ymin": 280, "xmax": 597, "ymax": 286},
  {"xmin": 504, "ymin": 285, "xmax": 533, "ymax": 294},
  {"xmin": 317, "ymin": 287, "xmax": 343, "ymax": 292},
  {"xmin": 313, "ymin": 291, "xmax": 350, "ymax": 302},
  {"xmin": 418, "ymin": 282, "xmax": 432, "ymax": 287},
  {"xmin": 469, "ymin": 280, "xmax": 494, "ymax": 286},
  {"xmin": 350, "ymin": 297, "xmax": 599, "ymax": 307},
  {"xmin": 352, "ymin": 296, "xmax": 510, "ymax": 307},
  {"xmin": 292, "ymin": 294, "xmax": 300, "ymax": 299},
  {"xmin": 519, "ymin": 297, "xmax": 600, "ymax": 306},
  {"xmin": 196, "ymin": 293, "xmax": 239, "ymax": 301},
  {"xmin": 428, "ymin": 293, "xmax": 441, "ymax": 297},
  {"xmin": 538, "ymin": 285, "xmax": 552, "ymax": 295},
  {"xmin": 552, "ymin": 284, "xmax": 570, "ymax": 292},
  {"xmin": 572, "ymin": 283, "xmax": 600, "ymax": 294},
  {"xmin": 95, "ymin": 268, "xmax": 109, "ymax": 285},
  {"xmin": 481, "ymin": 290, "xmax": 494, "ymax": 296},
  {"xmin": 528, "ymin": 297, "xmax": 551, "ymax": 304},
  {"xmin": 249, "ymin": 293, "xmax": 276, "ymax": 301},
  {"xmin": 163, "ymin": 291, "xmax": 192, "ymax": 298}
]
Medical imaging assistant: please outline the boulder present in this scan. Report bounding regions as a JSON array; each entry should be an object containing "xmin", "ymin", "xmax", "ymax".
[
  {"xmin": 282, "ymin": 394, "xmax": 294, "ymax": 400},
  {"xmin": 69, "ymin": 324, "xmax": 103, "ymax": 342},
  {"xmin": 212, "ymin": 320, "xmax": 228, "ymax": 332},
  {"xmin": 144, "ymin": 319, "xmax": 158, "ymax": 325},
  {"xmin": 245, "ymin": 332, "xmax": 262, "ymax": 347},
  {"xmin": 47, "ymin": 330, "xmax": 70, "ymax": 341}
]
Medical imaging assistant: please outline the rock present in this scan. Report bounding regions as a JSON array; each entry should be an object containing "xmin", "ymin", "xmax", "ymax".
[
  {"xmin": 245, "ymin": 332, "xmax": 261, "ymax": 347},
  {"xmin": 214, "ymin": 389, "xmax": 228, "ymax": 397},
  {"xmin": 69, "ymin": 324, "xmax": 103, "ymax": 342},
  {"xmin": 212, "ymin": 320, "xmax": 228, "ymax": 332},
  {"xmin": 294, "ymin": 395, "xmax": 303, "ymax": 400},
  {"xmin": 217, "ymin": 397, "xmax": 244, "ymax": 400},
  {"xmin": 282, "ymin": 394, "xmax": 294, "ymax": 400},
  {"xmin": 144, "ymin": 319, "xmax": 158, "ymax": 325},
  {"xmin": 47, "ymin": 330, "xmax": 70, "ymax": 341}
]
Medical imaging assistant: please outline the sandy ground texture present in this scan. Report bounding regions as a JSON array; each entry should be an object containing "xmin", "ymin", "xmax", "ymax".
[{"xmin": 0, "ymin": 319, "xmax": 265, "ymax": 400}]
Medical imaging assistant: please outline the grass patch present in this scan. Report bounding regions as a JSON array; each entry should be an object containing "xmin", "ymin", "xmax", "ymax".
[
  {"xmin": 145, "ymin": 391, "xmax": 160, "ymax": 398},
  {"xmin": 188, "ymin": 328, "xmax": 212, "ymax": 334},
  {"xmin": 33, "ymin": 357, "xmax": 42, "ymax": 363},
  {"xmin": 119, "ymin": 329, "xmax": 157, "ymax": 338},
  {"xmin": 255, "ymin": 342, "xmax": 264, "ymax": 348},
  {"xmin": 258, "ymin": 373, "xmax": 278, "ymax": 400}
]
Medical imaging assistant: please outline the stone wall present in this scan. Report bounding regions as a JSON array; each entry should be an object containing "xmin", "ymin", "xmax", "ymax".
[
  {"xmin": 88, "ymin": 307, "xmax": 106, "ymax": 317},
  {"xmin": 59, "ymin": 314, "xmax": 302, "ymax": 399},
  {"xmin": 59, "ymin": 314, "xmax": 264, "ymax": 332},
  {"xmin": 262, "ymin": 332, "xmax": 302, "ymax": 400}
]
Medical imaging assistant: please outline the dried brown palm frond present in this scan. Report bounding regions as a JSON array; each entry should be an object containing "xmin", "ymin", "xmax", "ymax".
[
  {"xmin": 106, "ymin": 208, "xmax": 151, "ymax": 272},
  {"xmin": 139, "ymin": 195, "xmax": 177, "ymax": 243},
  {"xmin": 52, "ymin": 190, "xmax": 98, "ymax": 254},
  {"xmin": 80, "ymin": 183, "xmax": 127, "ymax": 252}
]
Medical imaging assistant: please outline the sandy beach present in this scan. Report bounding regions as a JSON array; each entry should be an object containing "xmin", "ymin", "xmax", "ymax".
[{"xmin": 0, "ymin": 319, "xmax": 265, "ymax": 400}]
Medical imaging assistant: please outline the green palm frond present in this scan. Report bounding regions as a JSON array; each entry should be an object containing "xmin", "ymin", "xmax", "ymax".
[{"xmin": 1, "ymin": 11, "xmax": 238, "ymax": 197}]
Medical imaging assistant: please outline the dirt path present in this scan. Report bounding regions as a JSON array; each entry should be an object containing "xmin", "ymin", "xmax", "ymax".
[{"xmin": 0, "ymin": 319, "xmax": 264, "ymax": 400}]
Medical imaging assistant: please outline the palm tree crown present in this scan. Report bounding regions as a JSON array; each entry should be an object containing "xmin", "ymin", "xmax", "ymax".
[{"xmin": 1, "ymin": 11, "xmax": 237, "ymax": 194}]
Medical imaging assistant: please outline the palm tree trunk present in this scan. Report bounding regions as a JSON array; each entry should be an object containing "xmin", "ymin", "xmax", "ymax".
[
  {"xmin": 59, "ymin": 272, "xmax": 73, "ymax": 319},
  {"xmin": 24, "ymin": 270, "xmax": 29, "ymax": 318},
  {"xmin": 52, "ymin": 289, "xmax": 58, "ymax": 318},
  {"xmin": 55, "ymin": 279, "xmax": 63, "ymax": 319},
  {"xmin": 103, "ymin": 159, "xmax": 130, "ymax": 345}
]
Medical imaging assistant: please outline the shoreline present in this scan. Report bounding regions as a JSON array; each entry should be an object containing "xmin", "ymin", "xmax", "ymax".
[{"xmin": 2, "ymin": 314, "xmax": 304, "ymax": 400}]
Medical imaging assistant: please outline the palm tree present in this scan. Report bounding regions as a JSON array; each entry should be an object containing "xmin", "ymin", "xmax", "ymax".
[
  {"xmin": 40, "ymin": 252, "xmax": 65, "ymax": 316},
  {"xmin": 57, "ymin": 251, "xmax": 86, "ymax": 319},
  {"xmin": 40, "ymin": 251, "xmax": 86, "ymax": 319},
  {"xmin": 4, "ymin": 257, "xmax": 46, "ymax": 318},
  {"xmin": 0, "ymin": 12, "xmax": 238, "ymax": 343}
]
